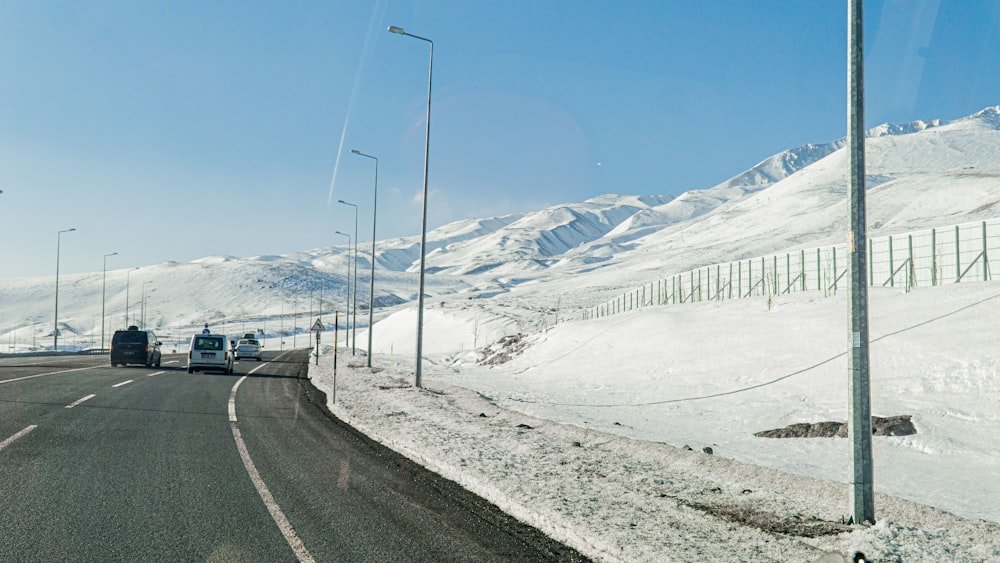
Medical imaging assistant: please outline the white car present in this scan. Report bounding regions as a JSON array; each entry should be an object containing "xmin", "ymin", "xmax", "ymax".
[
  {"xmin": 187, "ymin": 334, "xmax": 234, "ymax": 374},
  {"xmin": 235, "ymin": 338, "xmax": 262, "ymax": 361}
]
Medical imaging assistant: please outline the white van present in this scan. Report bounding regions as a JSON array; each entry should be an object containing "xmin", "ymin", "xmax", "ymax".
[{"xmin": 187, "ymin": 333, "xmax": 234, "ymax": 374}]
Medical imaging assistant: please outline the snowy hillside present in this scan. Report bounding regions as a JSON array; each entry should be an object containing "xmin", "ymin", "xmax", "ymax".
[
  {"xmin": 5, "ymin": 107, "xmax": 1000, "ymax": 350},
  {"xmin": 4, "ymin": 106, "xmax": 1000, "ymax": 559}
]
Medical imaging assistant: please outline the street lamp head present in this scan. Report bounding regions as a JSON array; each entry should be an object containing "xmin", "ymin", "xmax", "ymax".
[
  {"xmin": 350, "ymin": 149, "xmax": 361, "ymax": 155},
  {"xmin": 387, "ymin": 25, "xmax": 405, "ymax": 34}
]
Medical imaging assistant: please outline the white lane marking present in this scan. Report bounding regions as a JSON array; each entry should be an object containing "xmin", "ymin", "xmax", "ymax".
[
  {"xmin": 228, "ymin": 356, "xmax": 314, "ymax": 563},
  {"xmin": 228, "ymin": 376, "xmax": 248, "ymax": 423},
  {"xmin": 146, "ymin": 371, "xmax": 165, "ymax": 377},
  {"xmin": 230, "ymin": 424, "xmax": 315, "ymax": 563},
  {"xmin": 112, "ymin": 380, "xmax": 133, "ymax": 388},
  {"xmin": 164, "ymin": 360, "xmax": 179, "ymax": 365},
  {"xmin": 228, "ymin": 359, "xmax": 278, "ymax": 423},
  {"xmin": 0, "ymin": 425, "xmax": 38, "ymax": 452},
  {"xmin": 0, "ymin": 365, "xmax": 101, "ymax": 385},
  {"xmin": 66, "ymin": 394, "xmax": 96, "ymax": 409}
]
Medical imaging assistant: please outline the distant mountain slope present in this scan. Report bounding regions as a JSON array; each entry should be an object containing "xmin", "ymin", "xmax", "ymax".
[
  {"xmin": 371, "ymin": 194, "xmax": 673, "ymax": 276},
  {"xmin": 4, "ymin": 106, "xmax": 1000, "ymax": 346}
]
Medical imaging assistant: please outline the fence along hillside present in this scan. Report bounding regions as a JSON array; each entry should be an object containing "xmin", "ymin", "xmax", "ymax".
[{"xmin": 584, "ymin": 218, "xmax": 996, "ymax": 319}]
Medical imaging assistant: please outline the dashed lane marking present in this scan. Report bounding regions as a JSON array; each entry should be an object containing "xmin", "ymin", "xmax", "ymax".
[
  {"xmin": 0, "ymin": 365, "xmax": 102, "ymax": 385},
  {"xmin": 0, "ymin": 425, "xmax": 37, "ymax": 453},
  {"xmin": 112, "ymin": 380, "xmax": 133, "ymax": 388},
  {"xmin": 66, "ymin": 394, "xmax": 96, "ymax": 409}
]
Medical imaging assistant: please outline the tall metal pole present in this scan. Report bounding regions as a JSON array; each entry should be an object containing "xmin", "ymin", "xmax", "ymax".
[
  {"xmin": 125, "ymin": 267, "xmax": 138, "ymax": 328},
  {"xmin": 350, "ymin": 150, "xmax": 378, "ymax": 368},
  {"xmin": 335, "ymin": 230, "xmax": 351, "ymax": 348},
  {"xmin": 101, "ymin": 252, "xmax": 118, "ymax": 351},
  {"xmin": 54, "ymin": 228, "xmax": 76, "ymax": 351},
  {"xmin": 388, "ymin": 25, "xmax": 432, "ymax": 388},
  {"xmin": 339, "ymin": 199, "xmax": 360, "ymax": 355},
  {"xmin": 847, "ymin": 0, "xmax": 875, "ymax": 525},
  {"xmin": 141, "ymin": 281, "xmax": 153, "ymax": 329}
]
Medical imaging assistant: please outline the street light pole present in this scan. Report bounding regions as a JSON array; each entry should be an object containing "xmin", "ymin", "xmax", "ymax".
[
  {"xmin": 847, "ymin": 0, "xmax": 875, "ymax": 525},
  {"xmin": 54, "ymin": 227, "xmax": 76, "ymax": 351},
  {"xmin": 338, "ymin": 199, "xmax": 359, "ymax": 355},
  {"xmin": 101, "ymin": 252, "xmax": 118, "ymax": 351},
  {"xmin": 141, "ymin": 281, "xmax": 153, "ymax": 329},
  {"xmin": 335, "ymin": 230, "xmax": 351, "ymax": 349},
  {"xmin": 388, "ymin": 24, "xmax": 433, "ymax": 388},
  {"xmin": 350, "ymin": 150, "xmax": 379, "ymax": 368},
  {"xmin": 125, "ymin": 267, "xmax": 139, "ymax": 328}
]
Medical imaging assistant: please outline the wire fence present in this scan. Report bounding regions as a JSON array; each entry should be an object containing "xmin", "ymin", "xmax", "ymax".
[{"xmin": 584, "ymin": 218, "xmax": 998, "ymax": 319}]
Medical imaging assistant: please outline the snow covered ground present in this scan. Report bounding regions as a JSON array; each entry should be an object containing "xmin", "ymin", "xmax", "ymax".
[
  {"xmin": 310, "ymin": 280, "xmax": 1000, "ymax": 562},
  {"xmin": 5, "ymin": 106, "xmax": 1000, "ymax": 561}
]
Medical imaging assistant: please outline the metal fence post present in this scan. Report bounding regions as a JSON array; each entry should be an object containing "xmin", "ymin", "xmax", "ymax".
[
  {"xmin": 784, "ymin": 253, "xmax": 790, "ymax": 294},
  {"xmin": 832, "ymin": 246, "xmax": 838, "ymax": 293},
  {"xmin": 955, "ymin": 225, "xmax": 961, "ymax": 283},
  {"xmin": 738, "ymin": 260, "xmax": 743, "ymax": 298},
  {"xmin": 729, "ymin": 262, "xmax": 734, "ymax": 299},
  {"xmin": 983, "ymin": 221, "xmax": 989, "ymax": 281},
  {"xmin": 800, "ymin": 252, "xmax": 805, "ymax": 293},
  {"xmin": 908, "ymin": 234, "xmax": 914, "ymax": 290},
  {"xmin": 716, "ymin": 264, "xmax": 721, "ymax": 299},
  {"xmin": 772, "ymin": 255, "xmax": 779, "ymax": 295},
  {"xmin": 931, "ymin": 228, "xmax": 937, "ymax": 286}
]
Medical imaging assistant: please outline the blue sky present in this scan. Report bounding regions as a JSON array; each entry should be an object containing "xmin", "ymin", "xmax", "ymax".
[{"xmin": 2, "ymin": 0, "xmax": 999, "ymax": 277}]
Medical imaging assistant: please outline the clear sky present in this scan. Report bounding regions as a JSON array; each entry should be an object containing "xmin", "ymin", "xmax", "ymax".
[{"xmin": 2, "ymin": 0, "xmax": 999, "ymax": 277}]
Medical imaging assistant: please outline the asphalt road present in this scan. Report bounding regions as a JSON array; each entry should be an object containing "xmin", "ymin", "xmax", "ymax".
[{"xmin": 0, "ymin": 350, "xmax": 586, "ymax": 562}]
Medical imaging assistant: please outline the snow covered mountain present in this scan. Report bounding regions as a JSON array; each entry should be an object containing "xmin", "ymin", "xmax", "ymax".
[{"xmin": 3, "ymin": 106, "xmax": 1000, "ymax": 348}]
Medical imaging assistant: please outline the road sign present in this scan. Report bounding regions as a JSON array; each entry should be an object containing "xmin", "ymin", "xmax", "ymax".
[{"xmin": 311, "ymin": 318, "xmax": 325, "ymax": 332}]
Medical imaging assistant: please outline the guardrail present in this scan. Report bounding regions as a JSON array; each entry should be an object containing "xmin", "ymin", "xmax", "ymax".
[{"xmin": 0, "ymin": 349, "xmax": 108, "ymax": 359}]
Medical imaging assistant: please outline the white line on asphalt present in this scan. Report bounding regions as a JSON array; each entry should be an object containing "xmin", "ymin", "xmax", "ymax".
[
  {"xmin": 112, "ymin": 380, "xmax": 133, "ymax": 388},
  {"xmin": 146, "ymin": 371, "xmax": 165, "ymax": 377},
  {"xmin": 227, "ymin": 358, "xmax": 277, "ymax": 424},
  {"xmin": 0, "ymin": 365, "xmax": 101, "ymax": 385},
  {"xmin": 228, "ymin": 376, "xmax": 247, "ymax": 422},
  {"xmin": 230, "ymin": 424, "xmax": 315, "ymax": 563},
  {"xmin": 227, "ymin": 353, "xmax": 314, "ymax": 563},
  {"xmin": 0, "ymin": 425, "xmax": 37, "ymax": 452},
  {"xmin": 66, "ymin": 394, "xmax": 96, "ymax": 409},
  {"xmin": 164, "ymin": 360, "xmax": 179, "ymax": 365}
]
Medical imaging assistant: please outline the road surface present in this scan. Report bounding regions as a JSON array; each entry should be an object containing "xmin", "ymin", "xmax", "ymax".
[{"xmin": 0, "ymin": 349, "xmax": 586, "ymax": 562}]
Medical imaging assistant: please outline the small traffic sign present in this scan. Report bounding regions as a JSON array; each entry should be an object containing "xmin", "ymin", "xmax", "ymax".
[{"xmin": 311, "ymin": 318, "xmax": 325, "ymax": 332}]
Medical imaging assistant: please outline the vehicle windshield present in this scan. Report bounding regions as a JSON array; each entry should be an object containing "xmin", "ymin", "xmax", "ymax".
[
  {"xmin": 193, "ymin": 337, "xmax": 224, "ymax": 351},
  {"xmin": 112, "ymin": 332, "xmax": 146, "ymax": 344},
  {"xmin": 1, "ymin": 2, "xmax": 996, "ymax": 561}
]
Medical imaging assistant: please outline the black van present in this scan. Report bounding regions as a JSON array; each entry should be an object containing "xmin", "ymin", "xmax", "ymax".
[{"xmin": 110, "ymin": 326, "xmax": 162, "ymax": 367}]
